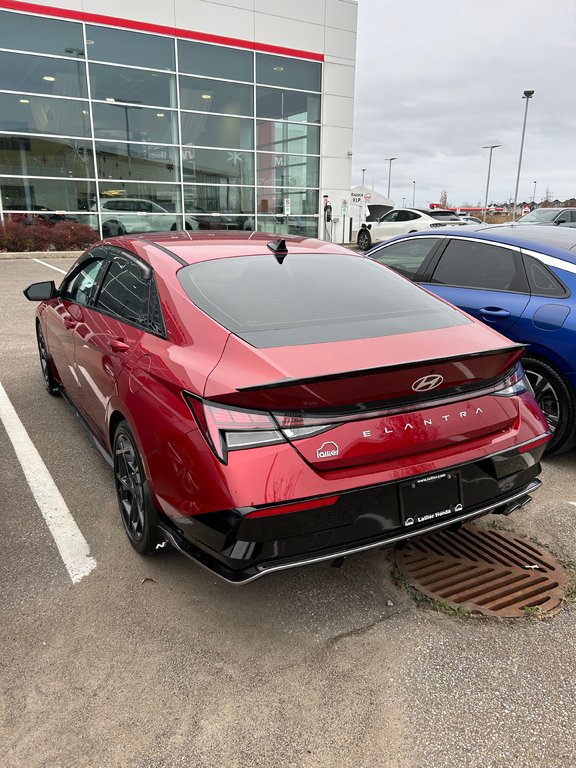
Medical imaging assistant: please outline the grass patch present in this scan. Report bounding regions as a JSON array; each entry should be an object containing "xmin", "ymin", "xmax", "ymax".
[
  {"xmin": 392, "ymin": 569, "xmax": 471, "ymax": 619},
  {"xmin": 523, "ymin": 605, "xmax": 546, "ymax": 621}
]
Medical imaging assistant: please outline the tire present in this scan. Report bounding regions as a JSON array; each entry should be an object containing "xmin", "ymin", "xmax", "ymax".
[
  {"xmin": 36, "ymin": 324, "xmax": 60, "ymax": 396},
  {"xmin": 357, "ymin": 229, "xmax": 372, "ymax": 251},
  {"xmin": 102, "ymin": 221, "xmax": 125, "ymax": 237},
  {"xmin": 522, "ymin": 355, "xmax": 576, "ymax": 456},
  {"xmin": 113, "ymin": 421, "xmax": 161, "ymax": 554}
]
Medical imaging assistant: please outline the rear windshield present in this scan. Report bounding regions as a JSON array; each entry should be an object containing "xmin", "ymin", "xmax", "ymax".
[
  {"xmin": 428, "ymin": 210, "xmax": 462, "ymax": 221},
  {"xmin": 177, "ymin": 253, "xmax": 469, "ymax": 348}
]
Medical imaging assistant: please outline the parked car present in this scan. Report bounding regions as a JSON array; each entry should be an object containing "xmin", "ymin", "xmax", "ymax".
[
  {"xmin": 91, "ymin": 197, "xmax": 199, "ymax": 236},
  {"xmin": 515, "ymin": 208, "xmax": 576, "ymax": 227},
  {"xmin": 458, "ymin": 215, "xmax": 483, "ymax": 224},
  {"xmin": 366, "ymin": 225, "xmax": 576, "ymax": 455},
  {"xmin": 24, "ymin": 232, "xmax": 549, "ymax": 582},
  {"xmin": 357, "ymin": 208, "xmax": 466, "ymax": 250}
]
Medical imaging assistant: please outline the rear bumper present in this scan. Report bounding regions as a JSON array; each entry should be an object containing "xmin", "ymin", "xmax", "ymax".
[{"xmin": 159, "ymin": 438, "xmax": 547, "ymax": 584}]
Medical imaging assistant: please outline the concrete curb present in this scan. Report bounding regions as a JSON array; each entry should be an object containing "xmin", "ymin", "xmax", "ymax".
[{"xmin": 0, "ymin": 251, "xmax": 82, "ymax": 260}]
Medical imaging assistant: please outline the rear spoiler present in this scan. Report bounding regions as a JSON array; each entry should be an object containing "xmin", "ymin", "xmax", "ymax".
[{"xmin": 236, "ymin": 344, "xmax": 527, "ymax": 393}]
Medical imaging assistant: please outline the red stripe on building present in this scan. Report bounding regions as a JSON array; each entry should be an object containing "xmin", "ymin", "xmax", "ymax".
[{"xmin": 0, "ymin": 0, "xmax": 324, "ymax": 61}]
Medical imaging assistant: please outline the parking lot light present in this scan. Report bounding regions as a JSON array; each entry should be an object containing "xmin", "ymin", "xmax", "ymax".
[
  {"xmin": 384, "ymin": 157, "xmax": 397, "ymax": 199},
  {"xmin": 482, "ymin": 144, "xmax": 501, "ymax": 222},
  {"xmin": 512, "ymin": 90, "xmax": 535, "ymax": 220}
]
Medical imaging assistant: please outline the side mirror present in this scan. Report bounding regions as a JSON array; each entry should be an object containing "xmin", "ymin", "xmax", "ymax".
[
  {"xmin": 556, "ymin": 219, "xmax": 566, "ymax": 225},
  {"xmin": 23, "ymin": 280, "xmax": 58, "ymax": 301}
]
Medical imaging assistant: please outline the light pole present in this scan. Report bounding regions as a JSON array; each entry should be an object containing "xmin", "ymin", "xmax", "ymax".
[
  {"xmin": 533, "ymin": 180, "xmax": 537, "ymax": 204},
  {"xmin": 361, "ymin": 168, "xmax": 367, "ymax": 189},
  {"xmin": 412, "ymin": 181, "xmax": 416, "ymax": 207},
  {"xmin": 401, "ymin": 197, "xmax": 406, "ymax": 207},
  {"xmin": 482, "ymin": 144, "xmax": 501, "ymax": 222},
  {"xmin": 384, "ymin": 157, "xmax": 397, "ymax": 199},
  {"xmin": 512, "ymin": 89, "xmax": 535, "ymax": 220}
]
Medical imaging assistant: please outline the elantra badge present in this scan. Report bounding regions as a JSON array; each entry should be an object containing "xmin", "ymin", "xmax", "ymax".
[
  {"xmin": 317, "ymin": 441, "xmax": 339, "ymax": 459},
  {"xmin": 412, "ymin": 374, "xmax": 444, "ymax": 392}
]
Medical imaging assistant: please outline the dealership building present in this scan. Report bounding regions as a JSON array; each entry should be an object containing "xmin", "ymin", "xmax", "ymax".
[{"xmin": 0, "ymin": 0, "xmax": 357, "ymax": 238}]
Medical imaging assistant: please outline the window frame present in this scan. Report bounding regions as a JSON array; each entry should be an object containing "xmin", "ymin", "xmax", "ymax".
[{"xmin": 63, "ymin": 246, "xmax": 167, "ymax": 337}]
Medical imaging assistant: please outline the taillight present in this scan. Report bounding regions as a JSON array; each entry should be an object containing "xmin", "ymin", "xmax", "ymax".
[
  {"xmin": 184, "ymin": 394, "xmax": 284, "ymax": 462},
  {"xmin": 494, "ymin": 364, "xmax": 531, "ymax": 397}
]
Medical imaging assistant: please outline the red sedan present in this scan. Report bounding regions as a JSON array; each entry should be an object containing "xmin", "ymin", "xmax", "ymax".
[{"xmin": 25, "ymin": 231, "xmax": 550, "ymax": 583}]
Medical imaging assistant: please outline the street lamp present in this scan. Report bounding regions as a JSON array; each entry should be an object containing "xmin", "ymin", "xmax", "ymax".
[
  {"xmin": 482, "ymin": 144, "xmax": 501, "ymax": 222},
  {"xmin": 384, "ymin": 157, "xmax": 397, "ymax": 199},
  {"xmin": 533, "ymin": 180, "xmax": 537, "ymax": 203},
  {"xmin": 412, "ymin": 181, "xmax": 416, "ymax": 207},
  {"xmin": 512, "ymin": 90, "xmax": 535, "ymax": 220},
  {"xmin": 361, "ymin": 168, "xmax": 367, "ymax": 189}
]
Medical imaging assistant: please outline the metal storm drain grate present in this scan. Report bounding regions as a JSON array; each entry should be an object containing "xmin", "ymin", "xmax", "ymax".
[{"xmin": 395, "ymin": 523, "xmax": 568, "ymax": 618}]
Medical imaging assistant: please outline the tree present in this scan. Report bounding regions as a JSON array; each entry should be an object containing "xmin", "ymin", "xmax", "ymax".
[{"xmin": 439, "ymin": 189, "xmax": 449, "ymax": 208}]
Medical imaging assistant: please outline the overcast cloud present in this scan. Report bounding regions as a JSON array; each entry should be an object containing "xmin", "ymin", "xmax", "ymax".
[{"xmin": 352, "ymin": 0, "xmax": 576, "ymax": 208}]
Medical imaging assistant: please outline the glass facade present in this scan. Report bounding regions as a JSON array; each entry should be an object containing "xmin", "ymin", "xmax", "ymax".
[{"xmin": 0, "ymin": 9, "xmax": 321, "ymax": 237}]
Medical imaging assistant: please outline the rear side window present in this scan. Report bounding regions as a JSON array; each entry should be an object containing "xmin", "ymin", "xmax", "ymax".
[
  {"xmin": 430, "ymin": 239, "xmax": 528, "ymax": 292},
  {"xmin": 523, "ymin": 254, "xmax": 568, "ymax": 297},
  {"xmin": 178, "ymin": 253, "xmax": 469, "ymax": 348},
  {"xmin": 370, "ymin": 238, "xmax": 438, "ymax": 280}
]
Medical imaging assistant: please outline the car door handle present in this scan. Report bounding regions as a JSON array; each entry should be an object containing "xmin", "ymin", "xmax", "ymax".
[
  {"xmin": 479, "ymin": 307, "xmax": 511, "ymax": 319},
  {"xmin": 109, "ymin": 338, "xmax": 130, "ymax": 353}
]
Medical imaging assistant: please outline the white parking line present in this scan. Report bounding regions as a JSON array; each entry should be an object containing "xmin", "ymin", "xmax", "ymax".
[
  {"xmin": 32, "ymin": 258, "xmax": 67, "ymax": 275},
  {"xmin": 0, "ymin": 381, "xmax": 96, "ymax": 584}
]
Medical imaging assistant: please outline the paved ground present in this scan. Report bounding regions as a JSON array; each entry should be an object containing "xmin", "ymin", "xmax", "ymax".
[{"xmin": 1, "ymin": 256, "xmax": 575, "ymax": 768}]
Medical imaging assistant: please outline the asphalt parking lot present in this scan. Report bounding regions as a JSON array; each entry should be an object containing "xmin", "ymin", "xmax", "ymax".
[{"xmin": 1, "ymin": 256, "xmax": 575, "ymax": 768}]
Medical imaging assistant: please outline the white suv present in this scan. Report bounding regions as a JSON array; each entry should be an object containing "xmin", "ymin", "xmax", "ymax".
[
  {"xmin": 357, "ymin": 208, "xmax": 465, "ymax": 250},
  {"xmin": 92, "ymin": 198, "xmax": 199, "ymax": 236}
]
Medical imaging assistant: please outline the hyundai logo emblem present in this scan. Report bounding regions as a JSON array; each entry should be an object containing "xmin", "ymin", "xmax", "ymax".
[{"xmin": 412, "ymin": 374, "xmax": 444, "ymax": 392}]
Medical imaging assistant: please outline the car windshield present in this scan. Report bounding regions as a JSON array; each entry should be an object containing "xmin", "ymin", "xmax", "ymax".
[
  {"xmin": 178, "ymin": 253, "xmax": 468, "ymax": 348},
  {"xmin": 428, "ymin": 210, "xmax": 462, "ymax": 221},
  {"xmin": 518, "ymin": 209, "xmax": 560, "ymax": 223}
]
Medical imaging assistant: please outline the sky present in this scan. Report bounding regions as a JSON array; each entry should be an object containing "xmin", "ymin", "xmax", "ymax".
[{"xmin": 352, "ymin": 0, "xmax": 576, "ymax": 209}]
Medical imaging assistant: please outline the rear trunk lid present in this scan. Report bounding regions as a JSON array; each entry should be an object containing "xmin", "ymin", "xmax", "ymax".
[
  {"xmin": 204, "ymin": 324, "xmax": 524, "ymax": 411},
  {"xmin": 203, "ymin": 326, "xmax": 525, "ymax": 470}
]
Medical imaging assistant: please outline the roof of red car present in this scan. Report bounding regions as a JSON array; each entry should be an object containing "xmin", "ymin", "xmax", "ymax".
[{"xmin": 118, "ymin": 230, "xmax": 353, "ymax": 266}]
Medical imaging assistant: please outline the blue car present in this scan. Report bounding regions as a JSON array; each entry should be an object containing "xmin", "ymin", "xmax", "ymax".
[{"xmin": 366, "ymin": 224, "xmax": 576, "ymax": 455}]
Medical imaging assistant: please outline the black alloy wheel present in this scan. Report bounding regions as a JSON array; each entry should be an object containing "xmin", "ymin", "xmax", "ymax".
[
  {"xmin": 36, "ymin": 324, "xmax": 60, "ymax": 396},
  {"xmin": 522, "ymin": 355, "xmax": 576, "ymax": 456},
  {"xmin": 357, "ymin": 229, "xmax": 372, "ymax": 251},
  {"xmin": 113, "ymin": 421, "xmax": 161, "ymax": 554}
]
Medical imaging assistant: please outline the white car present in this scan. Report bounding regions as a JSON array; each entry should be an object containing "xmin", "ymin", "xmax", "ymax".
[
  {"xmin": 92, "ymin": 198, "xmax": 199, "ymax": 236},
  {"xmin": 357, "ymin": 208, "xmax": 465, "ymax": 250},
  {"xmin": 458, "ymin": 215, "xmax": 483, "ymax": 224}
]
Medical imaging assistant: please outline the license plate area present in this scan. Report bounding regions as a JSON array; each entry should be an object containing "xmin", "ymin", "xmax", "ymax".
[{"xmin": 400, "ymin": 472, "xmax": 462, "ymax": 528}]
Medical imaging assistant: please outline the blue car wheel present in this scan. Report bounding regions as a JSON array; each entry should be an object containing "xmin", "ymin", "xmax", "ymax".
[{"xmin": 522, "ymin": 355, "xmax": 576, "ymax": 456}]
